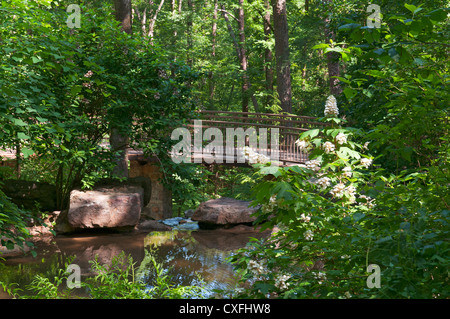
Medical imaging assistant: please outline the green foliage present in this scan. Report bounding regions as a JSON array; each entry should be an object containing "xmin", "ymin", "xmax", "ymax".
[
  {"xmin": 0, "ymin": 188, "xmax": 42, "ymax": 256},
  {"xmin": 0, "ymin": 1, "xmax": 198, "ymax": 208},
  {"xmin": 328, "ymin": 2, "xmax": 449, "ymax": 171},
  {"xmin": 227, "ymin": 95, "xmax": 449, "ymax": 299}
]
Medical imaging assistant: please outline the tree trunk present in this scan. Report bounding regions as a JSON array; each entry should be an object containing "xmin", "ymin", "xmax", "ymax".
[
  {"xmin": 238, "ymin": 0, "xmax": 249, "ymax": 113},
  {"xmin": 114, "ymin": 0, "xmax": 133, "ymax": 34},
  {"xmin": 111, "ymin": 0, "xmax": 132, "ymax": 178},
  {"xmin": 148, "ymin": 0, "xmax": 165, "ymax": 43},
  {"xmin": 209, "ymin": 0, "xmax": 218, "ymax": 105},
  {"xmin": 221, "ymin": 3, "xmax": 259, "ymax": 113},
  {"xmin": 264, "ymin": 0, "xmax": 274, "ymax": 107},
  {"xmin": 272, "ymin": 0, "xmax": 292, "ymax": 113},
  {"xmin": 186, "ymin": 0, "xmax": 194, "ymax": 67},
  {"xmin": 324, "ymin": 0, "xmax": 341, "ymax": 96}
]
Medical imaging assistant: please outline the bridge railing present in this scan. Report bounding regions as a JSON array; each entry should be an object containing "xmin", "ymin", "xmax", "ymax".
[{"xmin": 187, "ymin": 110, "xmax": 328, "ymax": 165}]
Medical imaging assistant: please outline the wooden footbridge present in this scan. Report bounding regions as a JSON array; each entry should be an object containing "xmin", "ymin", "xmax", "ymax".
[{"xmin": 170, "ymin": 110, "xmax": 327, "ymax": 166}]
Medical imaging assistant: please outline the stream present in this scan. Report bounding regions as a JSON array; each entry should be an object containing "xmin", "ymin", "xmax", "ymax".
[{"xmin": 0, "ymin": 222, "xmax": 271, "ymax": 299}]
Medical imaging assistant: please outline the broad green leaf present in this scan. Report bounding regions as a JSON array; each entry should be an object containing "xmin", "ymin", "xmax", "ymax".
[
  {"xmin": 343, "ymin": 87, "xmax": 357, "ymax": 100},
  {"xmin": 13, "ymin": 118, "xmax": 27, "ymax": 126},
  {"xmin": 17, "ymin": 132, "xmax": 30, "ymax": 140},
  {"xmin": 260, "ymin": 166, "xmax": 281, "ymax": 177},
  {"xmin": 299, "ymin": 129, "xmax": 320, "ymax": 140},
  {"xmin": 32, "ymin": 56, "xmax": 43, "ymax": 64},
  {"xmin": 404, "ymin": 4, "xmax": 418, "ymax": 13},
  {"xmin": 21, "ymin": 147, "xmax": 34, "ymax": 158}
]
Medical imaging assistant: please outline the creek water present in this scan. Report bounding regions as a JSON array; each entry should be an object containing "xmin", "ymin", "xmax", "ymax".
[{"xmin": 0, "ymin": 225, "xmax": 270, "ymax": 298}]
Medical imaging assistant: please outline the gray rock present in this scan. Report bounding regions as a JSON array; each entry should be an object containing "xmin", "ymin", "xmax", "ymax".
[
  {"xmin": 192, "ymin": 197, "xmax": 260, "ymax": 229},
  {"xmin": 136, "ymin": 220, "xmax": 172, "ymax": 232},
  {"xmin": 184, "ymin": 209, "xmax": 195, "ymax": 218}
]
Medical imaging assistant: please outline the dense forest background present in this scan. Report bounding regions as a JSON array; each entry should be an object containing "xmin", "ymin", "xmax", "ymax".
[{"xmin": 0, "ymin": 0, "xmax": 448, "ymax": 299}]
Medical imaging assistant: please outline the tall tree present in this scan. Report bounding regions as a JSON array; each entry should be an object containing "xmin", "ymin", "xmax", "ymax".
[
  {"xmin": 149, "ymin": 0, "xmax": 166, "ymax": 42},
  {"xmin": 272, "ymin": 0, "xmax": 292, "ymax": 113},
  {"xmin": 324, "ymin": 0, "xmax": 341, "ymax": 95},
  {"xmin": 114, "ymin": 0, "xmax": 133, "ymax": 34},
  {"xmin": 220, "ymin": 2, "xmax": 259, "ymax": 113},
  {"xmin": 209, "ymin": 0, "xmax": 218, "ymax": 104},
  {"xmin": 111, "ymin": 0, "xmax": 133, "ymax": 178},
  {"xmin": 238, "ymin": 0, "xmax": 249, "ymax": 113},
  {"xmin": 263, "ymin": 0, "xmax": 274, "ymax": 107}
]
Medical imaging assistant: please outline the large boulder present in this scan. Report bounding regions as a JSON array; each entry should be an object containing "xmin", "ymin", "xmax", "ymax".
[
  {"xmin": 65, "ymin": 185, "xmax": 144, "ymax": 231},
  {"xmin": 192, "ymin": 197, "xmax": 260, "ymax": 229}
]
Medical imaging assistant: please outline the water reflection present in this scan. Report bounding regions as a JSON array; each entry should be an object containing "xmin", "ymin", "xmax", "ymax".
[{"xmin": 0, "ymin": 226, "xmax": 270, "ymax": 298}]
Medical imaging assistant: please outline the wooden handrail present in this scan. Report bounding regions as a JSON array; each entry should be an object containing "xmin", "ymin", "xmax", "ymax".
[
  {"xmin": 183, "ymin": 109, "xmax": 327, "ymax": 165},
  {"xmin": 196, "ymin": 109, "xmax": 318, "ymax": 120}
]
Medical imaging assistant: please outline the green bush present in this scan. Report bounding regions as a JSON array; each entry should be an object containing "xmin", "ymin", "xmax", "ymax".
[
  {"xmin": 227, "ymin": 96, "xmax": 449, "ymax": 299},
  {"xmin": 0, "ymin": 189, "xmax": 43, "ymax": 257}
]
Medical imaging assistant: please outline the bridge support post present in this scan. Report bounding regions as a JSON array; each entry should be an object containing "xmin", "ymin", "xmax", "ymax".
[{"xmin": 129, "ymin": 159, "xmax": 173, "ymax": 220}]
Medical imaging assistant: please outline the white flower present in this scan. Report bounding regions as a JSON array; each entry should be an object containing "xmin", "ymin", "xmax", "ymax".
[
  {"xmin": 275, "ymin": 274, "xmax": 291, "ymax": 290},
  {"xmin": 342, "ymin": 166, "xmax": 352, "ymax": 178},
  {"xmin": 305, "ymin": 159, "xmax": 321, "ymax": 172},
  {"xmin": 295, "ymin": 139, "xmax": 311, "ymax": 152},
  {"xmin": 304, "ymin": 230, "xmax": 314, "ymax": 241},
  {"xmin": 248, "ymin": 260, "xmax": 265, "ymax": 275},
  {"xmin": 84, "ymin": 70, "xmax": 93, "ymax": 78},
  {"xmin": 359, "ymin": 195, "xmax": 376, "ymax": 208},
  {"xmin": 363, "ymin": 141, "xmax": 370, "ymax": 150},
  {"xmin": 360, "ymin": 157, "xmax": 373, "ymax": 168},
  {"xmin": 330, "ymin": 183, "xmax": 346, "ymax": 198},
  {"xmin": 335, "ymin": 132, "xmax": 347, "ymax": 145},
  {"xmin": 316, "ymin": 176, "xmax": 331, "ymax": 189},
  {"xmin": 269, "ymin": 195, "xmax": 276, "ymax": 203},
  {"xmin": 300, "ymin": 213, "xmax": 311, "ymax": 223},
  {"xmin": 322, "ymin": 141, "xmax": 335, "ymax": 154},
  {"xmin": 345, "ymin": 184, "xmax": 357, "ymax": 203},
  {"xmin": 344, "ymin": 291, "xmax": 352, "ymax": 299},
  {"xmin": 314, "ymin": 272, "xmax": 327, "ymax": 285},
  {"xmin": 243, "ymin": 147, "xmax": 270, "ymax": 164},
  {"xmin": 345, "ymin": 184, "xmax": 356, "ymax": 197},
  {"xmin": 324, "ymin": 95, "xmax": 339, "ymax": 117}
]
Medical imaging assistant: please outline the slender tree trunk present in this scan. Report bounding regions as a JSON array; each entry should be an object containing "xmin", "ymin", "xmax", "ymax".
[
  {"xmin": 186, "ymin": 0, "xmax": 194, "ymax": 67},
  {"xmin": 324, "ymin": 0, "xmax": 341, "ymax": 95},
  {"xmin": 148, "ymin": 0, "xmax": 165, "ymax": 43},
  {"xmin": 238, "ymin": 0, "xmax": 249, "ymax": 113},
  {"xmin": 209, "ymin": 0, "xmax": 218, "ymax": 105},
  {"xmin": 272, "ymin": 0, "xmax": 292, "ymax": 113},
  {"xmin": 221, "ymin": 3, "xmax": 259, "ymax": 113},
  {"xmin": 111, "ymin": 0, "xmax": 132, "ymax": 178},
  {"xmin": 264, "ymin": 0, "xmax": 274, "ymax": 107}
]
